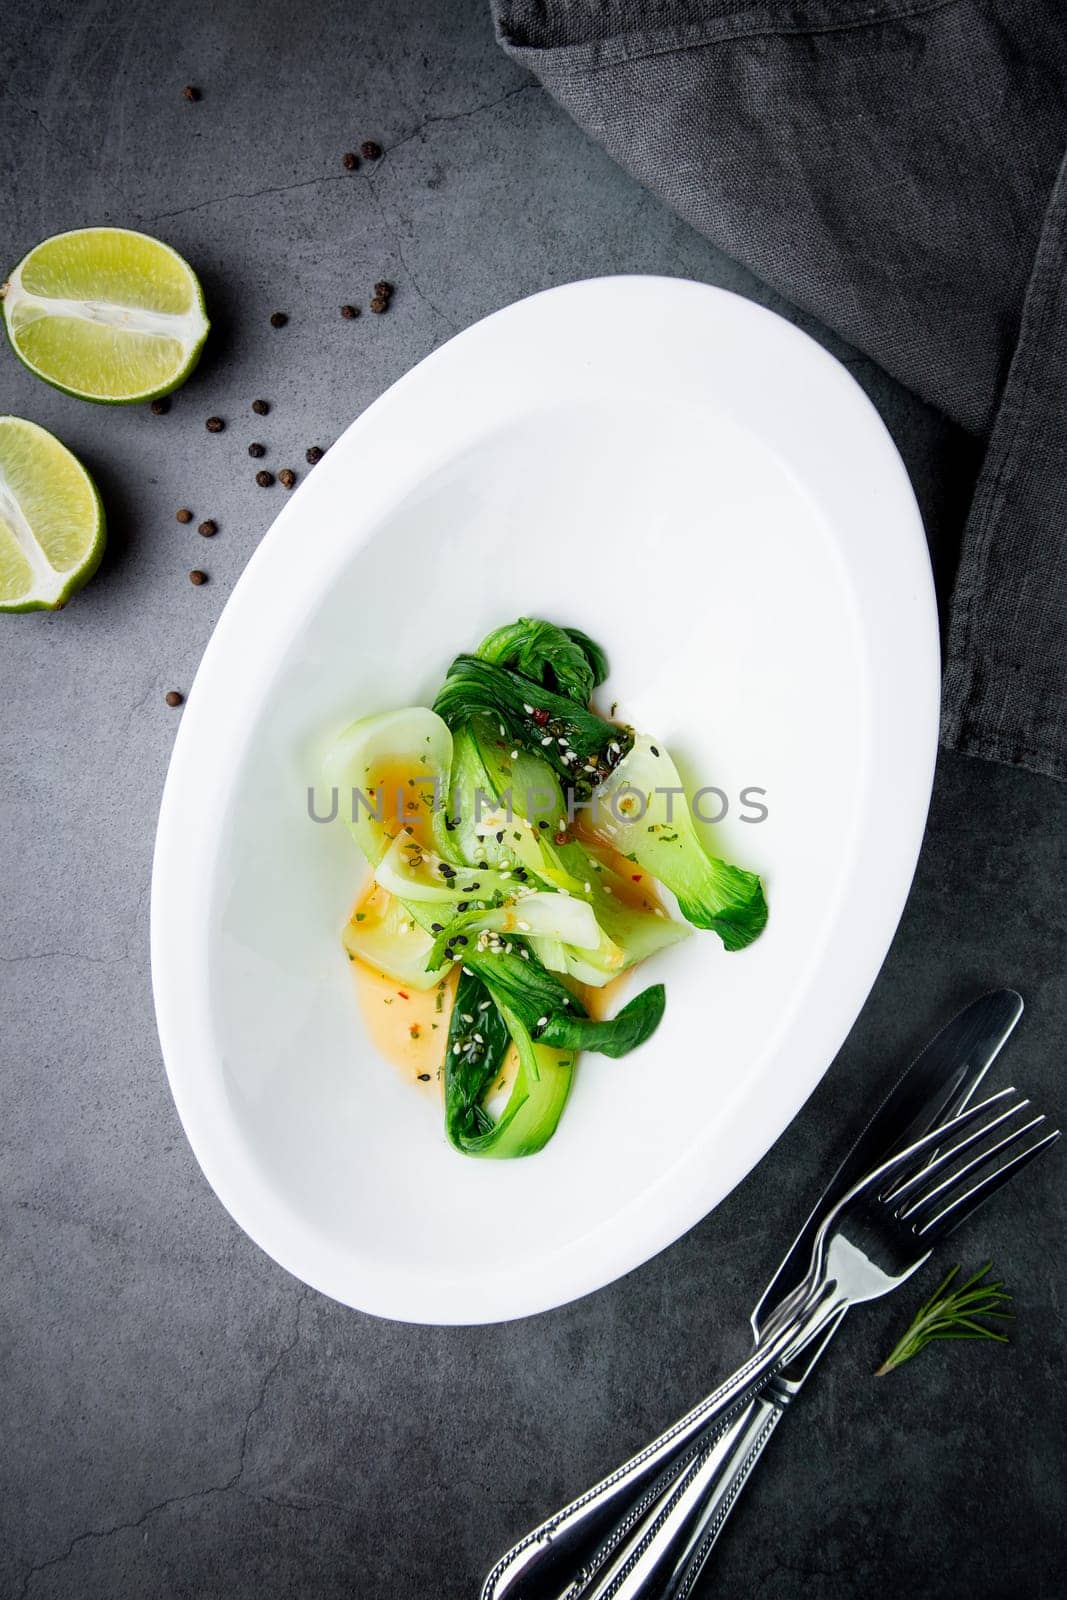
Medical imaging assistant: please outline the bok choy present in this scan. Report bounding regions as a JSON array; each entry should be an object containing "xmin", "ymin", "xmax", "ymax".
[{"xmin": 325, "ymin": 617, "xmax": 767, "ymax": 1158}]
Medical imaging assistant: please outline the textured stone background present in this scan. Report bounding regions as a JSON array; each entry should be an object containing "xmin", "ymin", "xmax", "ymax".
[{"xmin": 1, "ymin": 3, "xmax": 1064, "ymax": 1597}]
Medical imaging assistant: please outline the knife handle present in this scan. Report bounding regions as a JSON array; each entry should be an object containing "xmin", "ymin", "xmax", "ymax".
[
  {"xmin": 482, "ymin": 1294, "xmax": 841, "ymax": 1600},
  {"xmin": 478, "ymin": 1389, "xmax": 750, "ymax": 1600},
  {"xmin": 582, "ymin": 1308, "xmax": 847, "ymax": 1600},
  {"xmin": 659, "ymin": 1389, "xmax": 786, "ymax": 1599}
]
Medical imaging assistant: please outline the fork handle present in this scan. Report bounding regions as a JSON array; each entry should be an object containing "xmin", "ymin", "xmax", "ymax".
[
  {"xmin": 660, "ymin": 1309, "xmax": 848, "ymax": 1599},
  {"xmin": 574, "ymin": 1305, "xmax": 848, "ymax": 1600},
  {"xmin": 482, "ymin": 1288, "xmax": 840, "ymax": 1600},
  {"xmin": 659, "ymin": 1392, "xmax": 785, "ymax": 1599}
]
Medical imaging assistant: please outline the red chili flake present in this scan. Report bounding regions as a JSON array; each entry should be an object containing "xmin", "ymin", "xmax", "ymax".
[
  {"xmin": 631, "ymin": 874, "xmax": 643, "ymax": 882},
  {"xmin": 532, "ymin": 708, "xmax": 550, "ymax": 726},
  {"xmin": 409, "ymin": 1023, "xmax": 421, "ymax": 1040},
  {"xmin": 554, "ymin": 830, "xmax": 568, "ymax": 846},
  {"xmin": 397, "ymin": 990, "xmax": 410, "ymax": 1000}
]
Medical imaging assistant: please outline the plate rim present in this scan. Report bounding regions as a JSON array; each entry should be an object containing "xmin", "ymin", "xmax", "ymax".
[{"xmin": 151, "ymin": 274, "xmax": 940, "ymax": 1324}]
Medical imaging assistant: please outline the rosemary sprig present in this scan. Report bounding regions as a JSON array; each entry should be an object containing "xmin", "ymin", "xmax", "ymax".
[{"xmin": 875, "ymin": 1263, "xmax": 1013, "ymax": 1376}]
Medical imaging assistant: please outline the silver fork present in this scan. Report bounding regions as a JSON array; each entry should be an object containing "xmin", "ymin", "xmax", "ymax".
[
  {"xmin": 483, "ymin": 1085, "xmax": 1058, "ymax": 1600},
  {"xmin": 562, "ymin": 1087, "xmax": 1058, "ymax": 1600}
]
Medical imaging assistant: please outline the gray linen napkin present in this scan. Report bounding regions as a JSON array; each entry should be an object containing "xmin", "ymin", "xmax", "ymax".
[{"xmin": 491, "ymin": 0, "xmax": 1067, "ymax": 781}]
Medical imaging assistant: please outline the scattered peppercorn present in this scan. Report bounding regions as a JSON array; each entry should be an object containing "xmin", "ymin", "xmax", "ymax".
[
  {"xmin": 342, "ymin": 151, "xmax": 359, "ymax": 171},
  {"xmin": 255, "ymin": 469, "xmax": 275, "ymax": 487},
  {"xmin": 374, "ymin": 281, "xmax": 393, "ymax": 297},
  {"xmin": 248, "ymin": 442, "xmax": 266, "ymax": 458},
  {"xmin": 189, "ymin": 569, "xmax": 207, "ymax": 586},
  {"xmin": 269, "ymin": 311, "xmax": 288, "ymax": 328},
  {"xmin": 417, "ymin": 1072, "xmax": 431, "ymax": 1081},
  {"xmin": 278, "ymin": 468, "xmax": 296, "ymax": 489},
  {"xmin": 182, "ymin": 85, "xmax": 201, "ymax": 102},
  {"xmin": 205, "ymin": 415, "xmax": 224, "ymax": 433},
  {"xmin": 340, "ymin": 303, "xmax": 359, "ymax": 320},
  {"xmin": 252, "ymin": 398, "xmax": 270, "ymax": 416},
  {"xmin": 197, "ymin": 519, "xmax": 218, "ymax": 537},
  {"xmin": 360, "ymin": 140, "xmax": 383, "ymax": 160},
  {"xmin": 306, "ymin": 445, "xmax": 324, "ymax": 464},
  {"xmin": 369, "ymin": 295, "xmax": 389, "ymax": 314},
  {"xmin": 176, "ymin": 508, "xmax": 193, "ymax": 524},
  {"xmin": 165, "ymin": 690, "xmax": 184, "ymax": 707},
  {"xmin": 150, "ymin": 397, "xmax": 170, "ymax": 415}
]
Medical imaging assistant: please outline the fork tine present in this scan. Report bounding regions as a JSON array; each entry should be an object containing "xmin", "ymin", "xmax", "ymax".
[
  {"xmin": 898, "ymin": 1113, "xmax": 1047, "ymax": 1223},
  {"xmin": 916, "ymin": 1127, "xmax": 1061, "ymax": 1240},
  {"xmin": 857, "ymin": 1086, "xmax": 1019, "ymax": 1196},
  {"xmin": 882, "ymin": 1096, "xmax": 1031, "ymax": 1205}
]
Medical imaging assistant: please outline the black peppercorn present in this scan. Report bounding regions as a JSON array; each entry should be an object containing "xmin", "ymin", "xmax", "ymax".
[
  {"xmin": 205, "ymin": 415, "xmax": 224, "ymax": 433},
  {"xmin": 269, "ymin": 312, "xmax": 288, "ymax": 328},
  {"xmin": 306, "ymin": 445, "xmax": 324, "ymax": 464},
  {"xmin": 278, "ymin": 468, "xmax": 296, "ymax": 489},
  {"xmin": 369, "ymin": 295, "xmax": 388, "ymax": 314},
  {"xmin": 198, "ymin": 519, "xmax": 218, "ymax": 537},
  {"xmin": 360, "ymin": 140, "xmax": 382, "ymax": 160},
  {"xmin": 176, "ymin": 508, "xmax": 193, "ymax": 524},
  {"xmin": 340, "ymin": 303, "xmax": 359, "ymax": 319},
  {"xmin": 374, "ymin": 281, "xmax": 393, "ymax": 297},
  {"xmin": 182, "ymin": 85, "xmax": 201, "ymax": 102},
  {"xmin": 255, "ymin": 470, "xmax": 275, "ymax": 487},
  {"xmin": 342, "ymin": 151, "xmax": 359, "ymax": 171},
  {"xmin": 150, "ymin": 397, "xmax": 170, "ymax": 415},
  {"xmin": 165, "ymin": 690, "xmax": 184, "ymax": 707},
  {"xmin": 252, "ymin": 398, "xmax": 269, "ymax": 416},
  {"xmin": 189, "ymin": 569, "xmax": 207, "ymax": 586},
  {"xmin": 248, "ymin": 442, "xmax": 266, "ymax": 458}
]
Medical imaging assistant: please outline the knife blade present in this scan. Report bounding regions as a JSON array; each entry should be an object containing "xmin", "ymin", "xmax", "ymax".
[{"xmin": 751, "ymin": 986, "xmax": 1024, "ymax": 1337}]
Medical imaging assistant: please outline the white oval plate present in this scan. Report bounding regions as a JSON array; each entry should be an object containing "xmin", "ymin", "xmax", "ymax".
[{"xmin": 151, "ymin": 277, "xmax": 938, "ymax": 1325}]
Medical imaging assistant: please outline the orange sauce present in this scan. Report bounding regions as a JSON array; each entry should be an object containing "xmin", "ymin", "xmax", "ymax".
[
  {"xmin": 362, "ymin": 759, "xmax": 436, "ymax": 851},
  {"xmin": 580, "ymin": 970, "xmax": 633, "ymax": 1020},
  {"xmin": 351, "ymin": 959, "xmax": 457, "ymax": 1094}
]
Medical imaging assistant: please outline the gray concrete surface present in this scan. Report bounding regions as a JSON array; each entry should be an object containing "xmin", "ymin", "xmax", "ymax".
[{"xmin": 1, "ymin": 3, "xmax": 1064, "ymax": 1597}]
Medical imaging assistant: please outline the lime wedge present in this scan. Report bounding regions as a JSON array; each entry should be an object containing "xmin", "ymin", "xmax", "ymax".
[
  {"xmin": 0, "ymin": 417, "xmax": 105, "ymax": 611},
  {"xmin": 2, "ymin": 228, "xmax": 209, "ymax": 404}
]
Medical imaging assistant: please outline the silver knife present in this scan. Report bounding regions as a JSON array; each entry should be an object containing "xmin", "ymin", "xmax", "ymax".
[
  {"xmin": 659, "ymin": 987, "xmax": 1024, "ymax": 1599},
  {"xmin": 480, "ymin": 988, "xmax": 1024, "ymax": 1600}
]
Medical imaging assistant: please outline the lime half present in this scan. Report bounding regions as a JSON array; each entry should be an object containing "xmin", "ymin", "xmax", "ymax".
[
  {"xmin": 1, "ymin": 228, "xmax": 209, "ymax": 404},
  {"xmin": 0, "ymin": 418, "xmax": 105, "ymax": 611}
]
